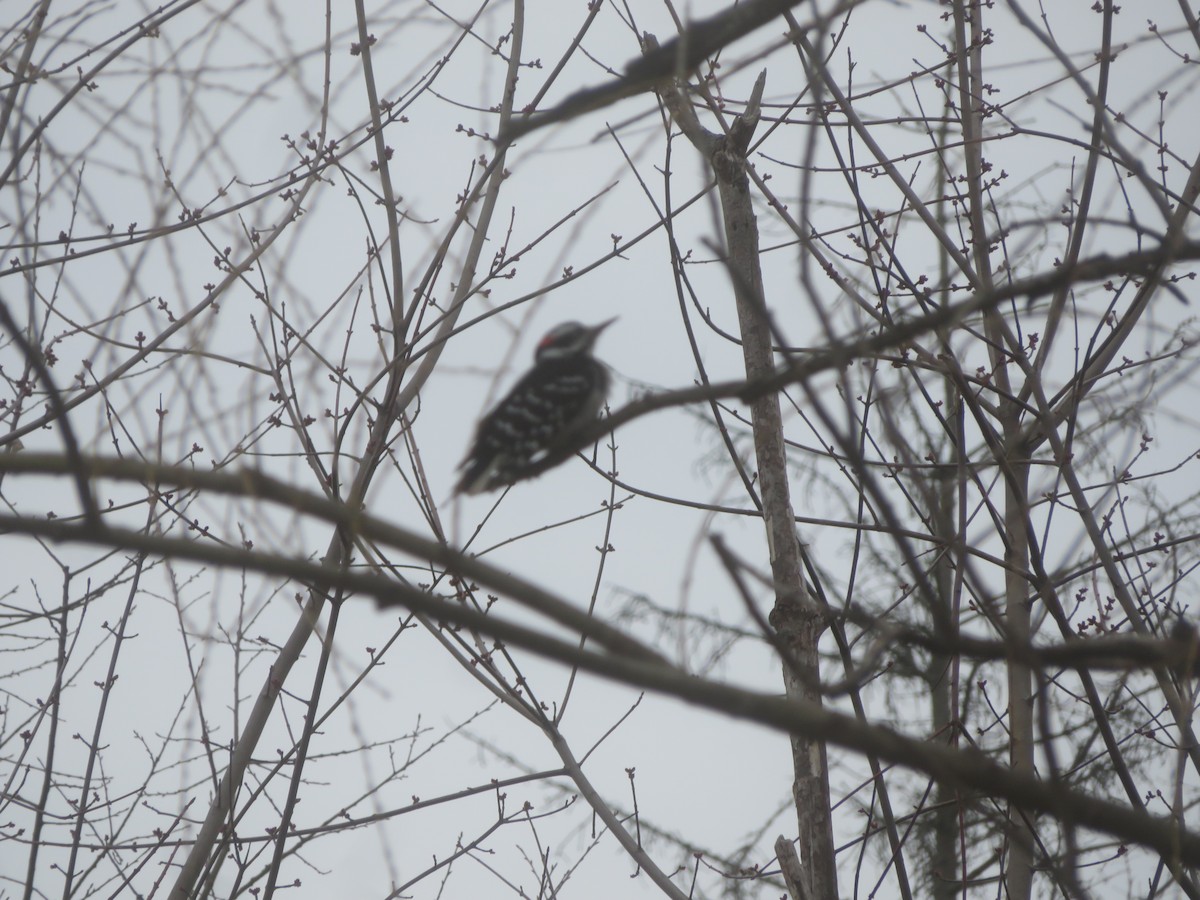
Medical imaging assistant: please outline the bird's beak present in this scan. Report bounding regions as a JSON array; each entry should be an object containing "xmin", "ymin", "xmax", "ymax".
[{"xmin": 590, "ymin": 317, "xmax": 617, "ymax": 337}]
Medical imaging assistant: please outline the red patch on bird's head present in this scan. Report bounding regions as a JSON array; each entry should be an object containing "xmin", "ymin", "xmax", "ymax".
[{"xmin": 537, "ymin": 326, "xmax": 572, "ymax": 350}]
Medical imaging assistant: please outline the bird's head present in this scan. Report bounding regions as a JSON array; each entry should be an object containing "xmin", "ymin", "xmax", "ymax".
[{"xmin": 533, "ymin": 318, "xmax": 615, "ymax": 362}]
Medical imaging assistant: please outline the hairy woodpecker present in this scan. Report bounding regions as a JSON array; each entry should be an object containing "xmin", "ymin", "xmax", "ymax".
[{"xmin": 455, "ymin": 319, "xmax": 614, "ymax": 494}]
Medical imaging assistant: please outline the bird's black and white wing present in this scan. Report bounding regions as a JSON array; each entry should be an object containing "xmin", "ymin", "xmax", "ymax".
[
  {"xmin": 453, "ymin": 321, "xmax": 614, "ymax": 496},
  {"xmin": 456, "ymin": 355, "xmax": 608, "ymax": 494}
]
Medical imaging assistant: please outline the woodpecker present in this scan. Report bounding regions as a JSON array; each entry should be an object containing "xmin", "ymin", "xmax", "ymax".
[{"xmin": 455, "ymin": 319, "xmax": 615, "ymax": 494}]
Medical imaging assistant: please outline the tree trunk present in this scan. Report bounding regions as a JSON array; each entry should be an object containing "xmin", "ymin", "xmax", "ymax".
[{"xmin": 665, "ymin": 67, "xmax": 838, "ymax": 898}]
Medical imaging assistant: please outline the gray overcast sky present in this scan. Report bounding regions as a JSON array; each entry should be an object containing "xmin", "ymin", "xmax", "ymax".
[{"xmin": 4, "ymin": 1, "xmax": 1200, "ymax": 897}]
